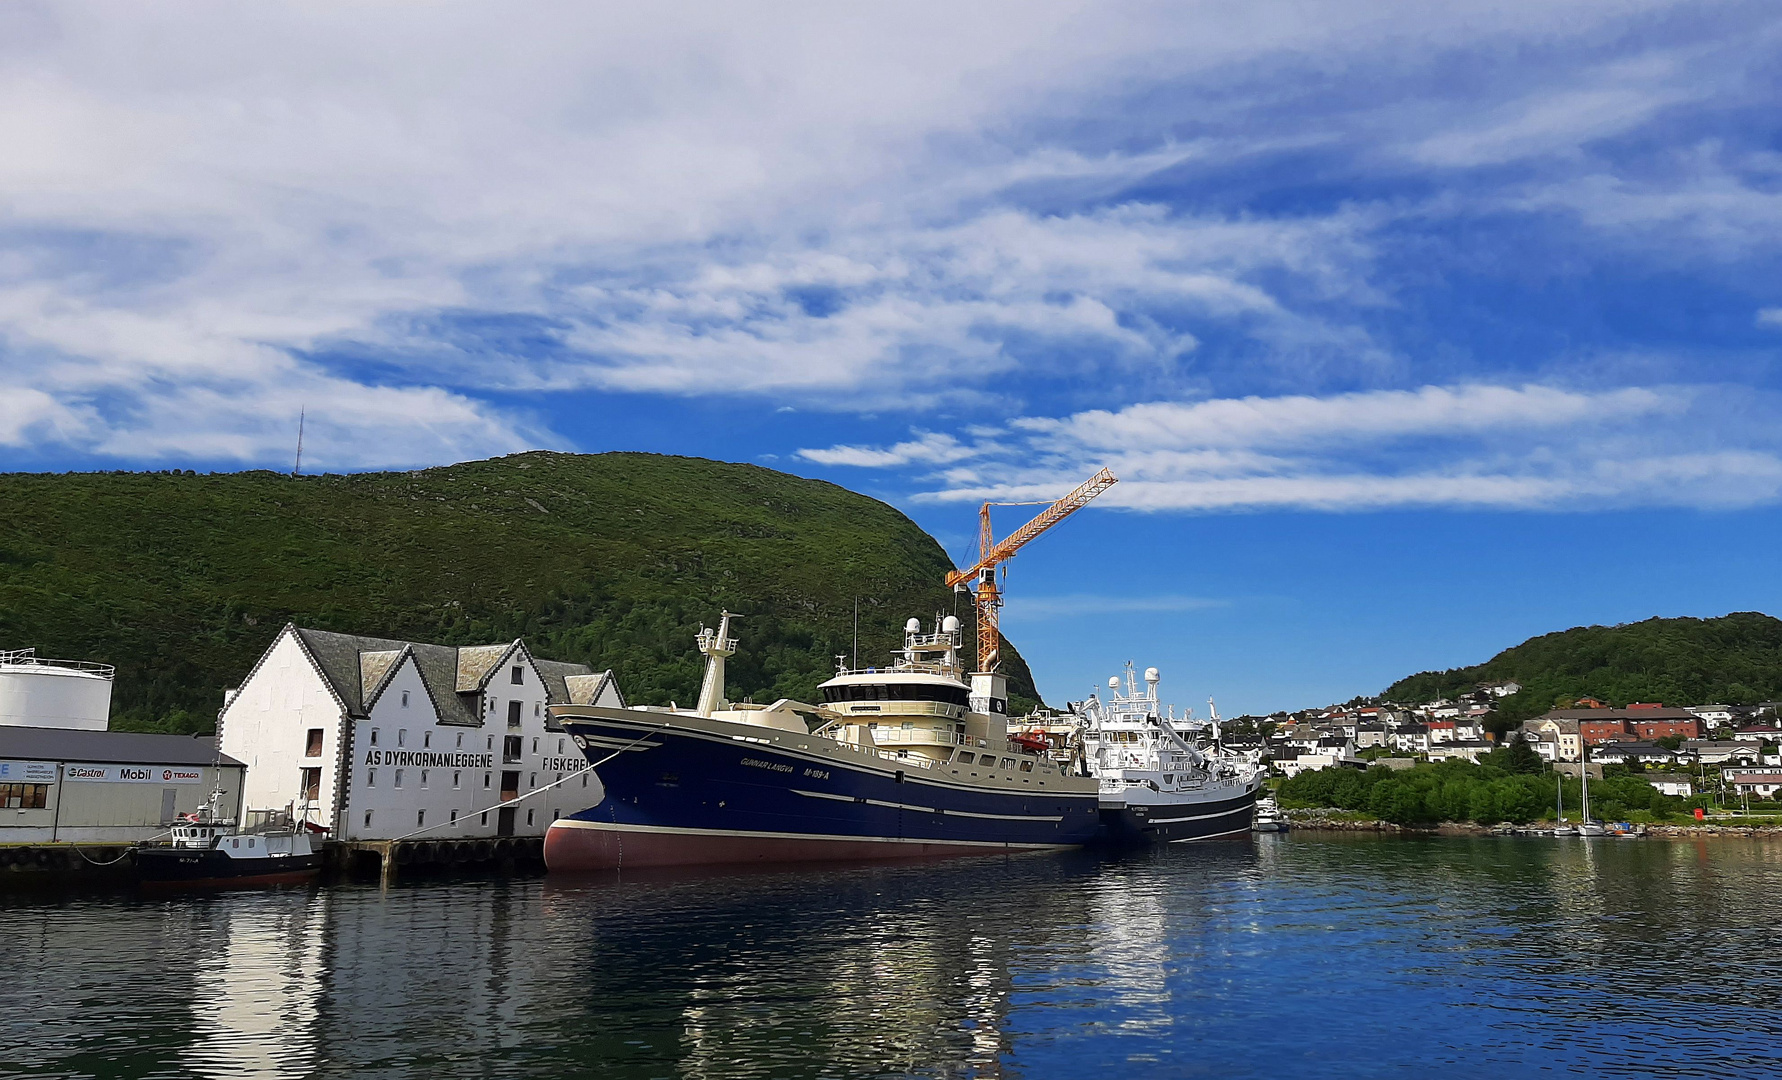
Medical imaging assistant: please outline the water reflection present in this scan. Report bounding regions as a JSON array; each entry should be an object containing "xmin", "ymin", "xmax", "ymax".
[
  {"xmin": 6, "ymin": 837, "xmax": 1782, "ymax": 1079},
  {"xmin": 184, "ymin": 892, "xmax": 327, "ymax": 1079}
]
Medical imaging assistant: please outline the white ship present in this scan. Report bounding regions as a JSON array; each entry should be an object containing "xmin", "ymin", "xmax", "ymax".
[{"xmin": 1014, "ymin": 663, "xmax": 1264, "ymax": 844}]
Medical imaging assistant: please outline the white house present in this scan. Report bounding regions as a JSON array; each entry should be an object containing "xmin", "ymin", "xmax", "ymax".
[
  {"xmin": 1646, "ymin": 773, "xmax": 1694, "ymax": 798},
  {"xmin": 218, "ymin": 625, "xmax": 622, "ymax": 842},
  {"xmin": 1427, "ymin": 740, "xmax": 1493, "ymax": 764}
]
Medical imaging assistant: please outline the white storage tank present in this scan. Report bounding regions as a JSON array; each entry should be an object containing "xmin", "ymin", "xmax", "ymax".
[{"xmin": 0, "ymin": 650, "xmax": 115, "ymax": 730}]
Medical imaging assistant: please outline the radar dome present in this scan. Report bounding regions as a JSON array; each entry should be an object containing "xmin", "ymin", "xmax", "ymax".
[
  {"xmin": 942, "ymin": 615, "xmax": 960, "ymax": 633},
  {"xmin": 1144, "ymin": 667, "xmax": 1160, "ymax": 683},
  {"xmin": 905, "ymin": 617, "xmax": 922, "ymax": 633},
  {"xmin": 1108, "ymin": 676, "xmax": 1121, "ymax": 689}
]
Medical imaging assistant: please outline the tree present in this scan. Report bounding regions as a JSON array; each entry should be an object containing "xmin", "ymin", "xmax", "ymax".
[{"xmin": 1504, "ymin": 732, "xmax": 1544, "ymax": 775}]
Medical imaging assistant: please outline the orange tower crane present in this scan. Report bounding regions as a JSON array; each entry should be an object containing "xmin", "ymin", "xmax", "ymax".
[{"xmin": 945, "ymin": 467, "xmax": 1117, "ymax": 672}]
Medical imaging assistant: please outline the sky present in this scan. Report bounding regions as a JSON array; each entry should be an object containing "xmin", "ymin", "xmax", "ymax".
[{"xmin": 4, "ymin": 2, "xmax": 1782, "ymax": 714}]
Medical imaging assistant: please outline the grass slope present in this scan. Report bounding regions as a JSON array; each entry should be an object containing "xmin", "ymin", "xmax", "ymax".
[
  {"xmin": 0, "ymin": 452, "xmax": 1042, "ymax": 732},
  {"xmin": 1385, "ymin": 612, "xmax": 1782, "ymax": 723}
]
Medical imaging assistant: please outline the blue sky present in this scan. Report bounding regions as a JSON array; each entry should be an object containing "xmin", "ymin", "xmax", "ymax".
[{"xmin": 4, "ymin": 2, "xmax": 1782, "ymax": 713}]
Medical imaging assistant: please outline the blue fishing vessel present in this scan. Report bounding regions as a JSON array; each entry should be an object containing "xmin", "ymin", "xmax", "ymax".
[{"xmin": 545, "ymin": 614, "xmax": 1103, "ymax": 870}]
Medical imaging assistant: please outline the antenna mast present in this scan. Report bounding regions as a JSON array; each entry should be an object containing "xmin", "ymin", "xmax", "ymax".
[{"xmin": 292, "ymin": 408, "xmax": 306, "ymax": 477}]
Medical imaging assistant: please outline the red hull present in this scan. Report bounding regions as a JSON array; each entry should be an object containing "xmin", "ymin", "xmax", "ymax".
[{"xmin": 544, "ymin": 822, "xmax": 1055, "ymax": 872}]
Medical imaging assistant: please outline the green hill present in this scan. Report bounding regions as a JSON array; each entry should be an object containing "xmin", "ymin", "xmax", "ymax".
[
  {"xmin": 0, "ymin": 452, "xmax": 1042, "ymax": 733},
  {"xmin": 1384, "ymin": 612, "xmax": 1782, "ymax": 724}
]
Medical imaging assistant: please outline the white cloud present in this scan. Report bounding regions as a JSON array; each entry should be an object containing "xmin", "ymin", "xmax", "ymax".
[
  {"xmin": 1759, "ymin": 308, "xmax": 1782, "ymax": 328},
  {"xmin": 802, "ymin": 382, "xmax": 1782, "ymax": 512},
  {"xmin": 0, "ymin": 2, "xmax": 1775, "ymax": 466}
]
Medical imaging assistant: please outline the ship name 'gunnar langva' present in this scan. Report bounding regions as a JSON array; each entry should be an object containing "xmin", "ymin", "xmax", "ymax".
[{"xmin": 544, "ymin": 613, "xmax": 1103, "ymax": 870}]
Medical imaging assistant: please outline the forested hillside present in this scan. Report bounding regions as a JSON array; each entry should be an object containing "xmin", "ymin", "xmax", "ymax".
[
  {"xmin": 1385, "ymin": 612, "xmax": 1782, "ymax": 722},
  {"xmin": 0, "ymin": 452, "xmax": 1041, "ymax": 732}
]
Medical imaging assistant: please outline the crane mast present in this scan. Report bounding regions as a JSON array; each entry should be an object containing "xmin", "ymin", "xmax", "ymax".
[{"xmin": 946, "ymin": 467, "xmax": 1117, "ymax": 672}]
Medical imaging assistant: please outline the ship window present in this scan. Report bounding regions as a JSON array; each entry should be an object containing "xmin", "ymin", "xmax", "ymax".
[
  {"xmin": 231, "ymin": 838, "xmax": 238, "ymax": 848},
  {"xmin": 1020, "ymin": 760, "xmax": 1034, "ymax": 772},
  {"xmin": 512, "ymin": 665, "xmax": 524, "ymax": 685},
  {"xmin": 1001, "ymin": 758, "xmax": 1015, "ymax": 770},
  {"xmin": 956, "ymin": 752, "xmax": 975, "ymax": 765}
]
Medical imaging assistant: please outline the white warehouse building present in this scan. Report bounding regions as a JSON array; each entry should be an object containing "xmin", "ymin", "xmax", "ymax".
[{"xmin": 219, "ymin": 625, "xmax": 622, "ymax": 843}]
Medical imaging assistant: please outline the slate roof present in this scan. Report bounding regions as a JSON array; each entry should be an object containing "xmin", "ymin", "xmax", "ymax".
[
  {"xmin": 1540, "ymin": 708, "xmax": 1699, "ymax": 722},
  {"xmin": 0, "ymin": 726, "xmax": 245, "ymax": 766},
  {"xmin": 288, "ymin": 626, "xmax": 601, "ymax": 725}
]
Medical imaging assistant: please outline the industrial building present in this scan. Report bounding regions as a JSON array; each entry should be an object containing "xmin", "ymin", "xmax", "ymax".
[
  {"xmin": 0, "ymin": 726, "xmax": 245, "ymax": 844},
  {"xmin": 218, "ymin": 625, "xmax": 622, "ymax": 843}
]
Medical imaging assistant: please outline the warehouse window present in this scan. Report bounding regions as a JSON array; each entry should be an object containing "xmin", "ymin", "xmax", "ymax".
[
  {"xmin": 484, "ymin": 772, "xmax": 492, "ymax": 789},
  {"xmin": 552, "ymin": 808, "xmax": 559, "ymax": 821},
  {"xmin": 394, "ymin": 769, "xmax": 404, "ymax": 789},
  {"xmin": 486, "ymin": 735, "xmax": 493, "ymax": 751},
  {"xmin": 456, "ymin": 733, "xmax": 463, "ymax": 749},
  {"xmin": 532, "ymin": 737, "xmax": 538, "ymax": 753},
  {"xmin": 450, "ymin": 809, "xmax": 458, "ymax": 825},
  {"xmin": 304, "ymin": 729, "xmax": 323, "ymax": 757},
  {"xmin": 534, "ymin": 702, "xmax": 541, "ymax": 717},
  {"xmin": 480, "ymin": 811, "xmax": 488, "ymax": 825},
  {"xmin": 507, "ymin": 700, "xmax": 522, "ymax": 729},
  {"xmin": 526, "ymin": 808, "xmax": 535, "ymax": 826},
  {"xmin": 0, "ymin": 784, "xmax": 48, "ymax": 809},
  {"xmin": 366, "ymin": 769, "xmax": 377, "ymax": 787},
  {"xmin": 402, "ymin": 690, "xmax": 410, "ymax": 708},
  {"xmin": 452, "ymin": 771, "xmax": 461, "ymax": 789},
  {"xmin": 423, "ymin": 731, "xmax": 432, "ymax": 749},
  {"xmin": 397, "ymin": 729, "xmax": 406, "ymax": 747},
  {"xmin": 300, "ymin": 768, "xmax": 321, "ymax": 801},
  {"xmin": 557, "ymin": 738, "xmax": 564, "ymax": 755},
  {"xmin": 582, "ymin": 774, "xmax": 588, "ymax": 787},
  {"xmin": 511, "ymin": 665, "xmax": 524, "ymax": 685},
  {"xmin": 416, "ymin": 809, "xmax": 425, "ymax": 828},
  {"xmin": 364, "ymin": 810, "xmax": 373, "ymax": 829},
  {"xmin": 419, "ymin": 770, "xmax": 428, "ymax": 788},
  {"xmin": 370, "ymin": 728, "xmax": 379, "ymax": 747},
  {"xmin": 528, "ymin": 772, "xmax": 536, "ymax": 788},
  {"xmin": 503, "ymin": 736, "xmax": 522, "ymax": 763}
]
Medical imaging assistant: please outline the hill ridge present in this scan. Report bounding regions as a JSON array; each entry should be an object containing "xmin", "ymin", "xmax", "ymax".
[{"xmin": 0, "ymin": 451, "xmax": 1041, "ymax": 732}]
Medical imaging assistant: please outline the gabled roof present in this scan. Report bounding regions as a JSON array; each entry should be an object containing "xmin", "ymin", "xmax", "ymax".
[
  {"xmin": 287, "ymin": 626, "xmax": 596, "ymax": 725},
  {"xmin": 0, "ymin": 726, "xmax": 244, "ymax": 767}
]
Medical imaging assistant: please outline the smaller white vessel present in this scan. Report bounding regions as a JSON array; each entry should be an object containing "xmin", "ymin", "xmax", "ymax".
[
  {"xmin": 1577, "ymin": 756, "xmax": 1606, "ymax": 836},
  {"xmin": 1063, "ymin": 663, "xmax": 1264, "ymax": 844},
  {"xmin": 1251, "ymin": 796, "xmax": 1289, "ymax": 833},
  {"xmin": 136, "ymin": 790, "xmax": 321, "ymax": 885}
]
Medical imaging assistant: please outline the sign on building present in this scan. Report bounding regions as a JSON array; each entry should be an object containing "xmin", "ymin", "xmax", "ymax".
[
  {"xmin": 0, "ymin": 760, "xmax": 58, "ymax": 783},
  {"xmin": 63, "ymin": 764, "xmax": 205, "ymax": 784}
]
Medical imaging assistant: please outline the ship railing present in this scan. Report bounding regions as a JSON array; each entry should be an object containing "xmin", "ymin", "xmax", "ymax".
[{"xmin": 834, "ymin": 659, "xmax": 964, "ymax": 678}]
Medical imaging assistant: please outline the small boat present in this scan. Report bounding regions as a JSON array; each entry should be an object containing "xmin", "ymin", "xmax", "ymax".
[
  {"xmin": 1576, "ymin": 759, "xmax": 1605, "ymax": 836},
  {"xmin": 136, "ymin": 791, "xmax": 321, "ymax": 885},
  {"xmin": 1251, "ymin": 797, "xmax": 1289, "ymax": 833},
  {"xmin": 1550, "ymin": 824, "xmax": 1579, "ymax": 837}
]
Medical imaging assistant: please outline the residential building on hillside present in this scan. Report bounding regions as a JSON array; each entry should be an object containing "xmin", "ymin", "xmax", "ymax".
[
  {"xmin": 1684, "ymin": 740, "xmax": 1761, "ymax": 767},
  {"xmin": 1427, "ymin": 740, "xmax": 1493, "ymax": 764},
  {"xmin": 1724, "ymin": 771, "xmax": 1782, "ymax": 799},
  {"xmin": 1427, "ymin": 720, "xmax": 1457, "ymax": 744},
  {"xmin": 1534, "ymin": 709, "xmax": 1701, "ymax": 747},
  {"xmin": 1590, "ymin": 742, "xmax": 1676, "ymax": 767},
  {"xmin": 1522, "ymin": 716, "xmax": 1583, "ymax": 762},
  {"xmin": 1646, "ymin": 773, "xmax": 1694, "ymax": 798},
  {"xmin": 1688, "ymin": 705, "xmax": 1735, "ymax": 725},
  {"xmin": 1392, "ymin": 723, "xmax": 1431, "ymax": 754},
  {"xmin": 219, "ymin": 624, "xmax": 622, "ymax": 843},
  {"xmin": 1355, "ymin": 723, "xmax": 1389, "ymax": 749},
  {"xmin": 1487, "ymin": 682, "xmax": 1522, "ymax": 697}
]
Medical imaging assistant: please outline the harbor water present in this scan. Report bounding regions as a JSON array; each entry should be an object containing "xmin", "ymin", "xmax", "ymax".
[{"xmin": 4, "ymin": 833, "xmax": 1780, "ymax": 1078}]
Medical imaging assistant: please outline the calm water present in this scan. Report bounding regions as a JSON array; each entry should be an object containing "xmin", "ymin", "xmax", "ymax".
[{"xmin": 4, "ymin": 834, "xmax": 1782, "ymax": 1079}]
